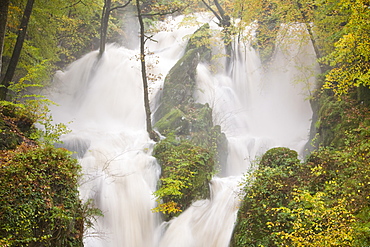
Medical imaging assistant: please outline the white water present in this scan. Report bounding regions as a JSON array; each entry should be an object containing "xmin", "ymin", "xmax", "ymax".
[{"xmin": 47, "ymin": 14, "xmax": 317, "ymax": 247}]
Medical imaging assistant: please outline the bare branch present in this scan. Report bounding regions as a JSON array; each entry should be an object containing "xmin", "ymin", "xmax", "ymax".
[
  {"xmin": 109, "ymin": 0, "xmax": 132, "ymax": 12},
  {"xmin": 144, "ymin": 34, "xmax": 157, "ymax": 44},
  {"xmin": 141, "ymin": 7, "xmax": 184, "ymax": 17},
  {"xmin": 63, "ymin": 0, "xmax": 86, "ymax": 9},
  {"xmin": 201, "ymin": 0, "xmax": 222, "ymax": 23}
]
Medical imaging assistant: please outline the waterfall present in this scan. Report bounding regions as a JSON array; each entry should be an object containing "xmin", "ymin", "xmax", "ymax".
[{"xmin": 47, "ymin": 14, "xmax": 317, "ymax": 247}]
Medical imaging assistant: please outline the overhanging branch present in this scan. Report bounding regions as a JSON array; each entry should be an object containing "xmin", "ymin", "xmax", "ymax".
[{"xmin": 109, "ymin": 0, "xmax": 132, "ymax": 12}]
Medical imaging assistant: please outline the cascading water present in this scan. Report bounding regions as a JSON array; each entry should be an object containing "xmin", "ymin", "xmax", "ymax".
[{"xmin": 47, "ymin": 14, "xmax": 317, "ymax": 247}]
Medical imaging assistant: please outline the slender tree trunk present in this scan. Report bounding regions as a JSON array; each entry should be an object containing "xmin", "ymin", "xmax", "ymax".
[
  {"xmin": 98, "ymin": 0, "xmax": 132, "ymax": 58},
  {"xmin": 0, "ymin": 0, "xmax": 10, "ymax": 76},
  {"xmin": 214, "ymin": 0, "xmax": 230, "ymax": 27},
  {"xmin": 0, "ymin": 0, "xmax": 35, "ymax": 100},
  {"xmin": 295, "ymin": 0, "xmax": 324, "ymax": 73},
  {"xmin": 136, "ymin": 0, "xmax": 158, "ymax": 141},
  {"xmin": 98, "ymin": 0, "xmax": 112, "ymax": 58},
  {"xmin": 201, "ymin": 0, "xmax": 233, "ymax": 71}
]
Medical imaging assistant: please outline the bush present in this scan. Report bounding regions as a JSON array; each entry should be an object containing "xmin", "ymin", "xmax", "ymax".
[
  {"xmin": 152, "ymin": 135, "xmax": 215, "ymax": 220},
  {"xmin": 0, "ymin": 146, "xmax": 84, "ymax": 246},
  {"xmin": 230, "ymin": 147, "xmax": 301, "ymax": 246},
  {"xmin": 231, "ymin": 125, "xmax": 370, "ymax": 246}
]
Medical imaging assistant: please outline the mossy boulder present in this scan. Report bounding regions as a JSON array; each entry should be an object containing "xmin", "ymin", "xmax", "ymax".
[
  {"xmin": 155, "ymin": 108, "xmax": 190, "ymax": 136},
  {"xmin": 357, "ymin": 85, "xmax": 370, "ymax": 107},
  {"xmin": 185, "ymin": 23, "xmax": 212, "ymax": 59},
  {"xmin": 230, "ymin": 148, "xmax": 301, "ymax": 247},
  {"xmin": 0, "ymin": 146, "xmax": 84, "ymax": 246},
  {"xmin": 187, "ymin": 103, "xmax": 213, "ymax": 133},
  {"xmin": 152, "ymin": 24, "xmax": 228, "ymax": 220},
  {"xmin": 154, "ymin": 48, "xmax": 201, "ymax": 121},
  {"xmin": 154, "ymin": 103, "xmax": 214, "ymax": 136},
  {"xmin": 154, "ymin": 24, "xmax": 212, "ymax": 122},
  {"xmin": 315, "ymin": 94, "xmax": 367, "ymax": 147},
  {"xmin": 260, "ymin": 147, "xmax": 299, "ymax": 168}
]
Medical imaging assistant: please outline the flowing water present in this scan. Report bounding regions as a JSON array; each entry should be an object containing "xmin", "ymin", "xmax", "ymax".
[{"xmin": 48, "ymin": 14, "xmax": 317, "ymax": 247}]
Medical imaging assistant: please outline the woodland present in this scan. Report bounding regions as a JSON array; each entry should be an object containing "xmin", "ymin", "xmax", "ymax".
[{"xmin": 0, "ymin": 0, "xmax": 369, "ymax": 246}]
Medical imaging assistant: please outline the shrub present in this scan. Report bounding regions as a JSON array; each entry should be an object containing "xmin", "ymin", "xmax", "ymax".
[
  {"xmin": 152, "ymin": 135, "xmax": 215, "ymax": 220},
  {"xmin": 230, "ymin": 147, "xmax": 301, "ymax": 246},
  {"xmin": 0, "ymin": 145, "xmax": 84, "ymax": 246}
]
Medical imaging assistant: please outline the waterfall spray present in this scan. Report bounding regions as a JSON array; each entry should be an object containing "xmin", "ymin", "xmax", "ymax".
[{"xmin": 48, "ymin": 14, "xmax": 316, "ymax": 247}]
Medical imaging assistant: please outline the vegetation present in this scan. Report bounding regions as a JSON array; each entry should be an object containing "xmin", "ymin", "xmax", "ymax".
[
  {"xmin": 0, "ymin": 102, "xmax": 101, "ymax": 246},
  {"xmin": 152, "ymin": 23, "xmax": 227, "ymax": 220},
  {"xmin": 0, "ymin": 145, "xmax": 83, "ymax": 246},
  {"xmin": 152, "ymin": 136, "xmax": 215, "ymax": 220},
  {"xmin": 218, "ymin": 0, "xmax": 370, "ymax": 244},
  {"xmin": 231, "ymin": 114, "xmax": 370, "ymax": 246},
  {"xmin": 0, "ymin": 0, "xmax": 369, "ymax": 245}
]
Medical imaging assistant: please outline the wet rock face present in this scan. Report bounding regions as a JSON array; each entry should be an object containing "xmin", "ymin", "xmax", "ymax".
[
  {"xmin": 154, "ymin": 24, "xmax": 212, "ymax": 122},
  {"xmin": 154, "ymin": 48, "xmax": 200, "ymax": 122},
  {"xmin": 54, "ymin": 137, "xmax": 91, "ymax": 159}
]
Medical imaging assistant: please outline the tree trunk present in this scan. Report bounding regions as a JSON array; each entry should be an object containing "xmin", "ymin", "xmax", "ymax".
[
  {"xmin": 295, "ymin": 0, "xmax": 324, "ymax": 73},
  {"xmin": 201, "ymin": 0, "xmax": 233, "ymax": 71},
  {"xmin": 0, "ymin": 0, "xmax": 10, "ymax": 76},
  {"xmin": 136, "ymin": 0, "xmax": 159, "ymax": 141},
  {"xmin": 0, "ymin": 0, "xmax": 35, "ymax": 100},
  {"xmin": 98, "ymin": 0, "xmax": 132, "ymax": 58},
  {"xmin": 98, "ymin": 0, "xmax": 112, "ymax": 58}
]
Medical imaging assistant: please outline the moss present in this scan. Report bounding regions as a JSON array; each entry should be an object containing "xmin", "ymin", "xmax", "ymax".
[
  {"xmin": 154, "ymin": 24, "xmax": 212, "ymax": 121},
  {"xmin": 154, "ymin": 48, "xmax": 200, "ymax": 121},
  {"xmin": 260, "ymin": 147, "xmax": 299, "ymax": 168},
  {"xmin": 357, "ymin": 85, "xmax": 370, "ymax": 107},
  {"xmin": 152, "ymin": 26, "xmax": 227, "ymax": 220},
  {"xmin": 188, "ymin": 103, "xmax": 213, "ymax": 132},
  {"xmin": 315, "ymin": 93, "xmax": 367, "ymax": 147},
  {"xmin": 155, "ymin": 108, "xmax": 190, "ymax": 136},
  {"xmin": 185, "ymin": 23, "xmax": 212, "ymax": 61}
]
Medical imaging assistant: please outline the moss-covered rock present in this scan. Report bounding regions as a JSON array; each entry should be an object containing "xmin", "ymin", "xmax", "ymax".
[
  {"xmin": 0, "ymin": 102, "xmax": 100, "ymax": 246},
  {"xmin": 260, "ymin": 147, "xmax": 299, "ymax": 168},
  {"xmin": 155, "ymin": 108, "xmax": 190, "ymax": 136},
  {"xmin": 185, "ymin": 23, "xmax": 212, "ymax": 58},
  {"xmin": 154, "ymin": 24, "xmax": 212, "ymax": 122},
  {"xmin": 154, "ymin": 48, "xmax": 200, "ymax": 121},
  {"xmin": 152, "ymin": 24, "xmax": 228, "ymax": 220},
  {"xmin": 315, "ymin": 93, "xmax": 367, "ymax": 147},
  {"xmin": 0, "ymin": 146, "xmax": 85, "ymax": 246}
]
